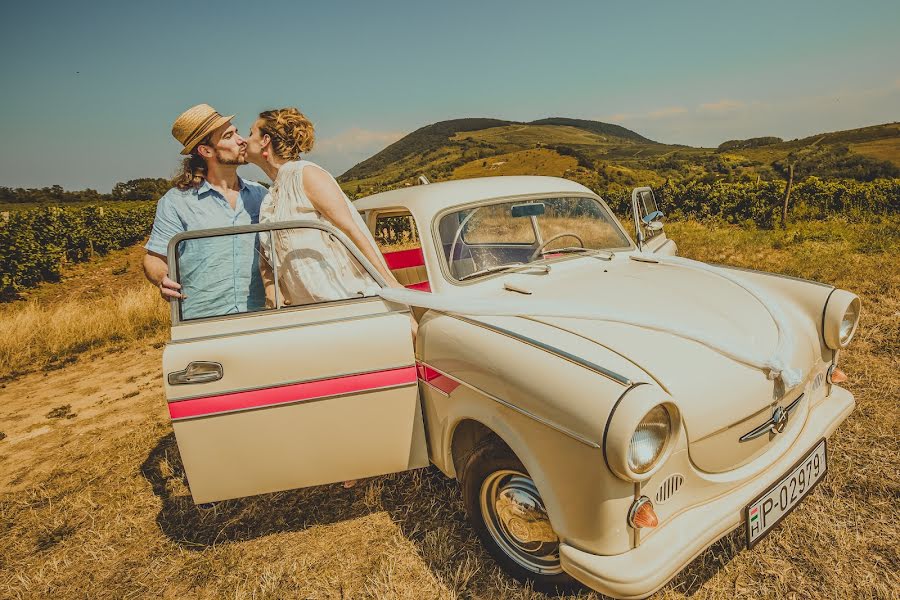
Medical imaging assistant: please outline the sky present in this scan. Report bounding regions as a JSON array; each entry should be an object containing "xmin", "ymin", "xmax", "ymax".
[{"xmin": 0, "ymin": 0, "xmax": 898, "ymax": 192}]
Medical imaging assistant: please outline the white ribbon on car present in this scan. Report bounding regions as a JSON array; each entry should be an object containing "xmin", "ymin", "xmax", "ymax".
[{"xmin": 376, "ymin": 252, "xmax": 804, "ymax": 390}]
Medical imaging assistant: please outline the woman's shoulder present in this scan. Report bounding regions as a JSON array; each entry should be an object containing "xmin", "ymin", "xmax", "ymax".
[
  {"xmin": 278, "ymin": 159, "xmax": 332, "ymax": 182},
  {"xmin": 292, "ymin": 160, "xmax": 338, "ymax": 191},
  {"xmin": 294, "ymin": 159, "xmax": 333, "ymax": 178}
]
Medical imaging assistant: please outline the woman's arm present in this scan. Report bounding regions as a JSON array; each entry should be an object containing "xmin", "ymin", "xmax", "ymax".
[
  {"xmin": 301, "ymin": 166, "xmax": 403, "ymax": 288},
  {"xmin": 259, "ymin": 243, "xmax": 277, "ymax": 308}
]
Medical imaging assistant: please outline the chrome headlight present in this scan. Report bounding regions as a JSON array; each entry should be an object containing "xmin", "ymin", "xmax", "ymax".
[
  {"xmin": 823, "ymin": 290, "xmax": 861, "ymax": 349},
  {"xmin": 839, "ymin": 299, "xmax": 860, "ymax": 346},
  {"xmin": 605, "ymin": 386, "xmax": 678, "ymax": 481},
  {"xmin": 628, "ymin": 405, "xmax": 671, "ymax": 474}
]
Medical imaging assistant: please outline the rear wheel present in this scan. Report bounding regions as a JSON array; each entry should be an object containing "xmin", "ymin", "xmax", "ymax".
[{"xmin": 461, "ymin": 438, "xmax": 580, "ymax": 594}]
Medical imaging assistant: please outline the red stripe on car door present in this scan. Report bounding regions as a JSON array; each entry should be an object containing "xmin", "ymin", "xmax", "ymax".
[
  {"xmin": 416, "ymin": 362, "xmax": 460, "ymax": 395},
  {"xmin": 168, "ymin": 365, "xmax": 417, "ymax": 420}
]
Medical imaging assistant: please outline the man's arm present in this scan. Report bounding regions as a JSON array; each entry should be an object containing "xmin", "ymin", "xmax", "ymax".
[
  {"xmin": 143, "ymin": 251, "xmax": 183, "ymax": 299},
  {"xmin": 144, "ymin": 190, "xmax": 186, "ymax": 300}
]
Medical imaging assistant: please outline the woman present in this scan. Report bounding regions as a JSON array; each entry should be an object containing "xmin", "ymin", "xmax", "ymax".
[
  {"xmin": 244, "ymin": 107, "xmax": 404, "ymax": 308},
  {"xmin": 245, "ymin": 108, "xmax": 408, "ymax": 489}
]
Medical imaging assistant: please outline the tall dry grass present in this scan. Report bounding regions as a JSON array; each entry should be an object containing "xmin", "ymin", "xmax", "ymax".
[
  {"xmin": 0, "ymin": 220, "xmax": 897, "ymax": 599},
  {"xmin": 0, "ymin": 285, "xmax": 168, "ymax": 380}
]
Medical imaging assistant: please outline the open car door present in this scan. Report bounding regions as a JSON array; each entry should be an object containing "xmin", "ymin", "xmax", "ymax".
[
  {"xmin": 631, "ymin": 186, "xmax": 677, "ymax": 255},
  {"xmin": 163, "ymin": 220, "xmax": 428, "ymax": 504}
]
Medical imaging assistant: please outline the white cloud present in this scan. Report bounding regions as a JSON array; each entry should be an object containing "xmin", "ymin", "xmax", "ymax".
[
  {"xmin": 313, "ymin": 127, "xmax": 406, "ymax": 154},
  {"xmin": 307, "ymin": 127, "xmax": 406, "ymax": 176}
]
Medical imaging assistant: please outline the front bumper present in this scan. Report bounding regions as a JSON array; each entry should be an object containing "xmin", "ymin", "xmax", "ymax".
[{"xmin": 560, "ymin": 385, "xmax": 855, "ymax": 600}]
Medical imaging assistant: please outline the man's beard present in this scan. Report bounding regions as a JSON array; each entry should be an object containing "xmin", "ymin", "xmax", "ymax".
[{"xmin": 215, "ymin": 150, "xmax": 248, "ymax": 166}]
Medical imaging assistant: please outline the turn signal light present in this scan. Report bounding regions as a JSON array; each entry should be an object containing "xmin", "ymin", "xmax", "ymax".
[
  {"xmin": 828, "ymin": 367, "xmax": 848, "ymax": 384},
  {"xmin": 628, "ymin": 497, "xmax": 659, "ymax": 529}
]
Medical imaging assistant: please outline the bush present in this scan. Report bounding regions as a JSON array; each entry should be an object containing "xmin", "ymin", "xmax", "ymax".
[
  {"xmin": 595, "ymin": 178, "xmax": 900, "ymax": 227},
  {"xmin": 0, "ymin": 204, "xmax": 156, "ymax": 297}
]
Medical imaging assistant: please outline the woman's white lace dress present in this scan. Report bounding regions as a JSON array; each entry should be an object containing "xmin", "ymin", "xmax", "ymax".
[{"xmin": 258, "ymin": 160, "xmax": 381, "ymax": 307}]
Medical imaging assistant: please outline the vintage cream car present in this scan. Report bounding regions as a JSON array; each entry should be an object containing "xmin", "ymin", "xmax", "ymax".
[{"xmin": 163, "ymin": 176, "xmax": 859, "ymax": 599}]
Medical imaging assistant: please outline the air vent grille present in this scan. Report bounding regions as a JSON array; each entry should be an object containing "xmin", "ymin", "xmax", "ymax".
[{"xmin": 655, "ymin": 473, "xmax": 684, "ymax": 504}]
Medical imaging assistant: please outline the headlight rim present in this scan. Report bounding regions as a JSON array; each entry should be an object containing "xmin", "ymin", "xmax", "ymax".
[
  {"xmin": 838, "ymin": 297, "xmax": 860, "ymax": 347},
  {"xmin": 823, "ymin": 289, "xmax": 861, "ymax": 350},
  {"xmin": 603, "ymin": 385, "xmax": 679, "ymax": 483}
]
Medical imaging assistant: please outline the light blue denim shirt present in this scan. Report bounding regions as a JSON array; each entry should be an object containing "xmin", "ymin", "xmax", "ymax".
[{"xmin": 145, "ymin": 177, "xmax": 269, "ymax": 320}]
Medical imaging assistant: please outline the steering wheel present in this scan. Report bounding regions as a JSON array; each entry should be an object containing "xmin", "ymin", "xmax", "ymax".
[{"xmin": 529, "ymin": 232, "xmax": 585, "ymax": 261}]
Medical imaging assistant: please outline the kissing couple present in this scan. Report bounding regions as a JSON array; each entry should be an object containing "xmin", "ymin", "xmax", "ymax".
[{"xmin": 143, "ymin": 103, "xmax": 405, "ymax": 318}]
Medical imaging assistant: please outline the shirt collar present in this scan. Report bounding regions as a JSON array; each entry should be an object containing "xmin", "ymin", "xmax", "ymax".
[{"xmin": 197, "ymin": 176, "xmax": 250, "ymax": 197}]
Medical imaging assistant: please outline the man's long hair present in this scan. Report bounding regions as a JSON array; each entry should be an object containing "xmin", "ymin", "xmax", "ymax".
[{"xmin": 172, "ymin": 136, "xmax": 210, "ymax": 190}]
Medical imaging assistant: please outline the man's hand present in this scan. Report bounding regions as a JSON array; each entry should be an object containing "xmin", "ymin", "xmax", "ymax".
[
  {"xmin": 143, "ymin": 252, "xmax": 183, "ymax": 301},
  {"xmin": 158, "ymin": 276, "xmax": 183, "ymax": 300}
]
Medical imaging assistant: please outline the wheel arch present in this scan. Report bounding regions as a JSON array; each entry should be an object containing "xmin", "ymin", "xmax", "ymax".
[{"xmin": 447, "ymin": 416, "xmax": 563, "ymax": 526}]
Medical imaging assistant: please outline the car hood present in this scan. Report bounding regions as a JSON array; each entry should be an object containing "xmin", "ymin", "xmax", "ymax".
[{"xmin": 472, "ymin": 255, "xmax": 821, "ymax": 442}]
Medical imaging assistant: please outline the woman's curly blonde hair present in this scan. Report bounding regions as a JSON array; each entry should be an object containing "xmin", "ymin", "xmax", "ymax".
[{"xmin": 258, "ymin": 107, "xmax": 316, "ymax": 161}]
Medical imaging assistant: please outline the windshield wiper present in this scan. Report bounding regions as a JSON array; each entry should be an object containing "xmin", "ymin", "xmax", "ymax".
[
  {"xmin": 540, "ymin": 246, "xmax": 594, "ymax": 255},
  {"xmin": 458, "ymin": 263, "xmax": 525, "ymax": 281},
  {"xmin": 458, "ymin": 262, "xmax": 552, "ymax": 281},
  {"xmin": 539, "ymin": 247, "xmax": 615, "ymax": 260}
]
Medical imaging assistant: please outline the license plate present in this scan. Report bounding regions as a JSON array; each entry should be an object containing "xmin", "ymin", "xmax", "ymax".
[{"xmin": 745, "ymin": 439, "xmax": 828, "ymax": 548}]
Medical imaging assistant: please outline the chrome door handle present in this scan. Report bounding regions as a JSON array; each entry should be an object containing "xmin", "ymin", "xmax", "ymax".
[{"xmin": 168, "ymin": 361, "xmax": 223, "ymax": 385}]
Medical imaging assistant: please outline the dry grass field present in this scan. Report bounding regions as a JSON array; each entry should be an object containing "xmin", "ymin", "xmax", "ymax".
[
  {"xmin": 453, "ymin": 149, "xmax": 579, "ymax": 179},
  {"xmin": 0, "ymin": 220, "xmax": 898, "ymax": 599}
]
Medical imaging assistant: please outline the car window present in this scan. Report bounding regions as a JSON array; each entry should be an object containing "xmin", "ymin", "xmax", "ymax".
[
  {"xmin": 460, "ymin": 204, "xmax": 536, "ymax": 245},
  {"xmin": 374, "ymin": 212, "xmax": 420, "ymax": 252},
  {"xmin": 372, "ymin": 212, "xmax": 431, "ymax": 292},
  {"xmin": 437, "ymin": 196, "xmax": 631, "ymax": 281},
  {"xmin": 174, "ymin": 225, "xmax": 380, "ymax": 322}
]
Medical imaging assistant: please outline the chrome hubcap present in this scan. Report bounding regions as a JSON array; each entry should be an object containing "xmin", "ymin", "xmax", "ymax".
[{"xmin": 480, "ymin": 469, "xmax": 562, "ymax": 574}]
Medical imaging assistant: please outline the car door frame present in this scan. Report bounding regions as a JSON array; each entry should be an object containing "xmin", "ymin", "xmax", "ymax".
[{"xmin": 164, "ymin": 219, "xmax": 429, "ymax": 503}]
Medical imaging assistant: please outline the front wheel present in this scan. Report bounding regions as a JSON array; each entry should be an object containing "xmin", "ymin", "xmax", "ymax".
[{"xmin": 461, "ymin": 439, "xmax": 580, "ymax": 594}]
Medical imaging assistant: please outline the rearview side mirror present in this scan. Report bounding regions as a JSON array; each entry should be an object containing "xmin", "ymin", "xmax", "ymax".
[
  {"xmin": 511, "ymin": 202, "xmax": 546, "ymax": 218},
  {"xmin": 631, "ymin": 187, "xmax": 665, "ymax": 250}
]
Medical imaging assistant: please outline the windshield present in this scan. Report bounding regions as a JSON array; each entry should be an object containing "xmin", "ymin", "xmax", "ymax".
[{"xmin": 437, "ymin": 196, "xmax": 631, "ymax": 281}]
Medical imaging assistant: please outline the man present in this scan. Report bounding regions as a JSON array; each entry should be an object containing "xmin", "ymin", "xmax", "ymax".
[{"xmin": 143, "ymin": 104, "xmax": 268, "ymax": 319}]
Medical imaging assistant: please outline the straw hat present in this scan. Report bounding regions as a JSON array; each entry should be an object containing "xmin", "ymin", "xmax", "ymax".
[{"xmin": 171, "ymin": 104, "xmax": 235, "ymax": 155}]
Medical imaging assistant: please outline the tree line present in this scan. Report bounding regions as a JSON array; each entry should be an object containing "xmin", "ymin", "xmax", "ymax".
[
  {"xmin": 599, "ymin": 177, "xmax": 900, "ymax": 228},
  {"xmin": 0, "ymin": 178, "xmax": 171, "ymax": 205}
]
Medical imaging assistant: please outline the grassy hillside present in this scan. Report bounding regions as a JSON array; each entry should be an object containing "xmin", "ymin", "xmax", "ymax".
[{"xmin": 338, "ymin": 119, "xmax": 900, "ymax": 198}]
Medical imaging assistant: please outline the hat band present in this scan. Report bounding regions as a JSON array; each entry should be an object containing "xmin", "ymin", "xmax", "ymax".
[{"xmin": 182, "ymin": 112, "xmax": 223, "ymax": 150}]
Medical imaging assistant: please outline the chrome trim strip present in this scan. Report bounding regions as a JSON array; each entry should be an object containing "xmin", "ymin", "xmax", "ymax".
[
  {"xmin": 167, "ymin": 309, "xmax": 411, "ymax": 345},
  {"xmin": 739, "ymin": 394, "xmax": 804, "ymax": 442},
  {"xmin": 447, "ymin": 314, "xmax": 632, "ymax": 386},
  {"xmin": 692, "ymin": 391, "xmax": 795, "ymax": 443},
  {"xmin": 418, "ymin": 361, "xmax": 601, "ymax": 449},
  {"xmin": 167, "ymin": 364, "xmax": 417, "ymax": 403},
  {"xmin": 171, "ymin": 381, "xmax": 418, "ymax": 421},
  {"xmin": 167, "ymin": 219, "xmax": 391, "ymax": 327},
  {"xmin": 419, "ymin": 378, "xmax": 451, "ymax": 397}
]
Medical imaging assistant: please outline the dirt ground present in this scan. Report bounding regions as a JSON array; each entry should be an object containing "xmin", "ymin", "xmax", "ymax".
[{"xmin": 1, "ymin": 222, "xmax": 898, "ymax": 599}]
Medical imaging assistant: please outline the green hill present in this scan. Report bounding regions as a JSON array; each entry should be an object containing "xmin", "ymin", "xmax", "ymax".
[{"xmin": 338, "ymin": 119, "xmax": 900, "ymax": 197}]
